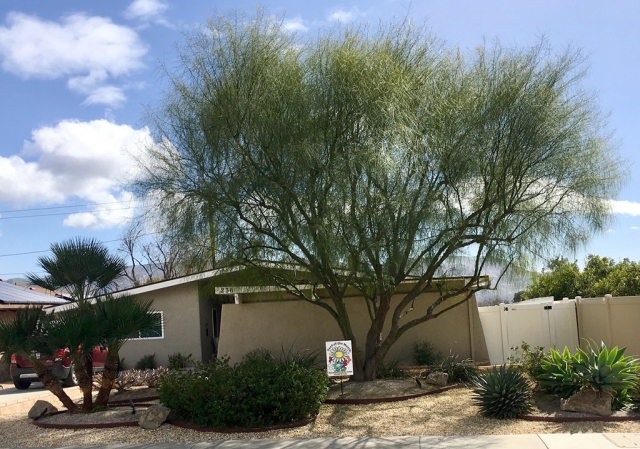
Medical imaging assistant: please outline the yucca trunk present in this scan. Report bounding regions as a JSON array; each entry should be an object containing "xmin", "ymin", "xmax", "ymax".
[
  {"xmin": 95, "ymin": 351, "xmax": 119, "ymax": 407},
  {"xmin": 32, "ymin": 360, "xmax": 78, "ymax": 412}
]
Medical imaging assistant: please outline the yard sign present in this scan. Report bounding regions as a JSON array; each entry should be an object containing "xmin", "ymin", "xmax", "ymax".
[{"xmin": 326, "ymin": 340, "xmax": 353, "ymax": 376}]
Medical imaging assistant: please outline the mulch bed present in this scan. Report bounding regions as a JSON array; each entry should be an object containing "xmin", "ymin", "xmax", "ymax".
[
  {"xmin": 327, "ymin": 379, "xmax": 452, "ymax": 398},
  {"xmin": 521, "ymin": 392, "xmax": 640, "ymax": 422},
  {"xmin": 32, "ymin": 380, "xmax": 461, "ymax": 431}
]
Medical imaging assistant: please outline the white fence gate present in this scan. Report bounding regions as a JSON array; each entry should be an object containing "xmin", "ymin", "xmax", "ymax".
[{"xmin": 478, "ymin": 298, "xmax": 579, "ymax": 365}]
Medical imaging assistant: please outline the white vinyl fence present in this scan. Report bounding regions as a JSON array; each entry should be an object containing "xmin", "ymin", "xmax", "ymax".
[{"xmin": 478, "ymin": 298, "xmax": 579, "ymax": 365}]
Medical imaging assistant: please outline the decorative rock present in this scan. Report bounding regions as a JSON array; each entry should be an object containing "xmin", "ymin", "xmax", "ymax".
[
  {"xmin": 138, "ymin": 404, "xmax": 171, "ymax": 429},
  {"xmin": 426, "ymin": 371, "xmax": 449, "ymax": 387},
  {"xmin": 28, "ymin": 400, "xmax": 58, "ymax": 419},
  {"xmin": 560, "ymin": 385, "xmax": 614, "ymax": 416}
]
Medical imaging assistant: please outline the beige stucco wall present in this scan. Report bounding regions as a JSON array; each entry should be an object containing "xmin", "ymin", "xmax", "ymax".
[
  {"xmin": 218, "ymin": 293, "xmax": 488, "ymax": 365},
  {"xmin": 0, "ymin": 311, "xmax": 16, "ymax": 322},
  {"xmin": 119, "ymin": 282, "xmax": 203, "ymax": 369},
  {"xmin": 577, "ymin": 296, "xmax": 640, "ymax": 358}
]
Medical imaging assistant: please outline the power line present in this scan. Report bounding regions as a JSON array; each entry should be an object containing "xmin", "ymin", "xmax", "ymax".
[
  {"xmin": 0, "ymin": 200, "xmax": 135, "ymax": 214},
  {"xmin": 0, "ymin": 234, "xmax": 159, "ymax": 258},
  {"xmin": 0, "ymin": 206, "xmax": 139, "ymax": 220}
]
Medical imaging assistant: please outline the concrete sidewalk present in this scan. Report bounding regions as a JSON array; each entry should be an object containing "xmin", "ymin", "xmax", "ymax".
[
  {"xmin": 0, "ymin": 382, "xmax": 83, "ymax": 416},
  {"xmin": 18, "ymin": 434, "xmax": 640, "ymax": 449}
]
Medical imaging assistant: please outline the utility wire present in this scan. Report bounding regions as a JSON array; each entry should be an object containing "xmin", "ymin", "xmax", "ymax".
[
  {"xmin": 0, "ymin": 233, "xmax": 159, "ymax": 258},
  {"xmin": 0, "ymin": 200, "xmax": 135, "ymax": 214},
  {"xmin": 0, "ymin": 206, "xmax": 139, "ymax": 220}
]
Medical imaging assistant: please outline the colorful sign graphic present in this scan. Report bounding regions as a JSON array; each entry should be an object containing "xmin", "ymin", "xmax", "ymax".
[{"xmin": 326, "ymin": 340, "xmax": 353, "ymax": 376}]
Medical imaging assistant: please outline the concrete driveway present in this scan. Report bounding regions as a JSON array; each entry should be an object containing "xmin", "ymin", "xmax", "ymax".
[{"xmin": 0, "ymin": 381, "xmax": 82, "ymax": 416}]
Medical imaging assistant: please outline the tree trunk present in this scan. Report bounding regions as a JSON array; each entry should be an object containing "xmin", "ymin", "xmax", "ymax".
[
  {"xmin": 32, "ymin": 361, "xmax": 78, "ymax": 412},
  {"xmin": 73, "ymin": 354, "xmax": 94, "ymax": 412},
  {"xmin": 95, "ymin": 351, "xmax": 119, "ymax": 407}
]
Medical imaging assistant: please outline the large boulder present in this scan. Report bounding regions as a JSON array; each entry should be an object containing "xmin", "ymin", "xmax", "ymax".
[
  {"xmin": 426, "ymin": 371, "xmax": 449, "ymax": 387},
  {"xmin": 28, "ymin": 400, "xmax": 58, "ymax": 419},
  {"xmin": 560, "ymin": 385, "xmax": 614, "ymax": 416},
  {"xmin": 138, "ymin": 404, "xmax": 171, "ymax": 429}
]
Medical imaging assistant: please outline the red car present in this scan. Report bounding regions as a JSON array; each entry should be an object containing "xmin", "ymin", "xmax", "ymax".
[{"xmin": 10, "ymin": 347, "xmax": 108, "ymax": 390}]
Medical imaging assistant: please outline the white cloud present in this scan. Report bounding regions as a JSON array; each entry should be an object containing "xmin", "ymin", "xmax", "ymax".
[
  {"xmin": 282, "ymin": 17, "xmax": 309, "ymax": 33},
  {"xmin": 631, "ymin": 227, "xmax": 640, "ymax": 231},
  {"xmin": 609, "ymin": 200, "xmax": 640, "ymax": 216},
  {"xmin": 82, "ymin": 86, "xmax": 127, "ymax": 108},
  {"xmin": 0, "ymin": 119, "xmax": 154, "ymax": 229},
  {"xmin": 327, "ymin": 7, "xmax": 362, "ymax": 23},
  {"xmin": 0, "ymin": 12, "xmax": 146, "ymax": 107},
  {"xmin": 124, "ymin": 0, "xmax": 172, "ymax": 27}
]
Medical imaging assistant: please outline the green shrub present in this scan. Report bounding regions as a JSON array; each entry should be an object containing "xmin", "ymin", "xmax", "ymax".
[
  {"xmin": 376, "ymin": 358, "xmax": 406, "ymax": 379},
  {"xmin": 135, "ymin": 353, "xmax": 157, "ymax": 370},
  {"xmin": 158, "ymin": 351, "xmax": 329, "ymax": 428},
  {"xmin": 168, "ymin": 352, "xmax": 193, "ymax": 370},
  {"xmin": 436, "ymin": 351, "xmax": 480, "ymax": 383},
  {"xmin": 473, "ymin": 365, "xmax": 532, "ymax": 419},
  {"xmin": 412, "ymin": 340, "xmax": 440, "ymax": 366},
  {"xmin": 244, "ymin": 345, "xmax": 321, "ymax": 369},
  {"xmin": 508, "ymin": 341, "xmax": 546, "ymax": 379}
]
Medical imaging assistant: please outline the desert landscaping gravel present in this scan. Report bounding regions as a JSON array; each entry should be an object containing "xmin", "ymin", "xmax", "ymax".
[{"xmin": 4, "ymin": 388, "xmax": 640, "ymax": 448}]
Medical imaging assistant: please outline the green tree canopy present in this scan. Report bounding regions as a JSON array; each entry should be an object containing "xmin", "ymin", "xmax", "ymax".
[
  {"xmin": 137, "ymin": 11, "xmax": 624, "ymax": 380},
  {"xmin": 522, "ymin": 255, "xmax": 640, "ymax": 300}
]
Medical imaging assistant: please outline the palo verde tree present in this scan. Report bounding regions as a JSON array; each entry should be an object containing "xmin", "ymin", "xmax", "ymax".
[{"xmin": 137, "ymin": 12, "xmax": 624, "ymax": 380}]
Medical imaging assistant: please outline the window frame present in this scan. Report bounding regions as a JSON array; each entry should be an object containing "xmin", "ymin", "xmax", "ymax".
[{"xmin": 129, "ymin": 311, "xmax": 164, "ymax": 341}]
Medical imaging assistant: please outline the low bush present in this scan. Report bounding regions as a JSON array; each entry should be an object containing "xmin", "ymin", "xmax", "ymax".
[
  {"xmin": 168, "ymin": 352, "xmax": 193, "ymax": 370},
  {"xmin": 376, "ymin": 358, "xmax": 406, "ymax": 379},
  {"xmin": 244, "ymin": 345, "xmax": 321, "ymax": 369},
  {"xmin": 135, "ymin": 353, "xmax": 157, "ymax": 370},
  {"xmin": 508, "ymin": 341, "xmax": 546, "ymax": 379},
  {"xmin": 436, "ymin": 351, "xmax": 480, "ymax": 383},
  {"xmin": 107, "ymin": 367, "xmax": 168, "ymax": 392},
  {"xmin": 158, "ymin": 351, "xmax": 329, "ymax": 429},
  {"xmin": 412, "ymin": 340, "xmax": 440, "ymax": 366}
]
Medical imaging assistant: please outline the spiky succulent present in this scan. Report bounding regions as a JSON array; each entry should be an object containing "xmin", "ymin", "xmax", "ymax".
[
  {"xmin": 472, "ymin": 365, "xmax": 532, "ymax": 419},
  {"xmin": 573, "ymin": 341, "xmax": 639, "ymax": 393},
  {"xmin": 537, "ymin": 347, "xmax": 582, "ymax": 398}
]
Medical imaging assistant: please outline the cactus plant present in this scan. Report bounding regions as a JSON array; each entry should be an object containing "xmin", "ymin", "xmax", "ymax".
[{"xmin": 472, "ymin": 365, "xmax": 532, "ymax": 419}]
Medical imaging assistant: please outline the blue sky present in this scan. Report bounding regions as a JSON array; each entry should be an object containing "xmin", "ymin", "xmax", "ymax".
[{"xmin": 0, "ymin": 0, "xmax": 639, "ymax": 279}]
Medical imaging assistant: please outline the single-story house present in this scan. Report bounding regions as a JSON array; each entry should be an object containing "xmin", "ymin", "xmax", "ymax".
[
  {"xmin": 98, "ymin": 267, "xmax": 490, "ymax": 369},
  {"xmin": 0, "ymin": 279, "xmax": 69, "ymax": 322}
]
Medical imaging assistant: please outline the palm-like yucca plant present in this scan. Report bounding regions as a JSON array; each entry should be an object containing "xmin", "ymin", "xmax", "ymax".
[
  {"xmin": 473, "ymin": 365, "xmax": 532, "ymax": 419},
  {"xmin": 26, "ymin": 237, "xmax": 126, "ymax": 303},
  {"xmin": 24, "ymin": 237, "xmax": 128, "ymax": 412},
  {"xmin": 93, "ymin": 295, "xmax": 159, "ymax": 406},
  {"xmin": 537, "ymin": 347, "xmax": 582, "ymax": 398},
  {"xmin": 0, "ymin": 307, "xmax": 79, "ymax": 411}
]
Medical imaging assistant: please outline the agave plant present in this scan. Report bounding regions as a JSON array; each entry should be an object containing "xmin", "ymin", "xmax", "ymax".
[
  {"xmin": 537, "ymin": 347, "xmax": 582, "ymax": 398},
  {"xmin": 472, "ymin": 365, "xmax": 532, "ymax": 419},
  {"xmin": 573, "ymin": 341, "xmax": 639, "ymax": 408}
]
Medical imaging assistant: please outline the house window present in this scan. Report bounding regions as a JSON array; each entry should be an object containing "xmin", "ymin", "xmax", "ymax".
[{"xmin": 130, "ymin": 311, "xmax": 164, "ymax": 340}]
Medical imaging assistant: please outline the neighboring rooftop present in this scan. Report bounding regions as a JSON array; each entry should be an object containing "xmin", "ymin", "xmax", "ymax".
[{"xmin": 0, "ymin": 279, "xmax": 69, "ymax": 305}]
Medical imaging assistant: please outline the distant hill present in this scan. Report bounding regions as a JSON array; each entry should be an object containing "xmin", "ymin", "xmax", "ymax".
[{"xmin": 429, "ymin": 256, "xmax": 534, "ymax": 305}]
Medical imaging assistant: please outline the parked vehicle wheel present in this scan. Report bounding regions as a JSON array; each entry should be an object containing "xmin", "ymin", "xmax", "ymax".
[
  {"xmin": 13, "ymin": 378, "xmax": 31, "ymax": 390},
  {"xmin": 63, "ymin": 364, "xmax": 78, "ymax": 387}
]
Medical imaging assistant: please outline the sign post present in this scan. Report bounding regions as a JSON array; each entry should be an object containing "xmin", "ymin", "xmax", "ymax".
[{"xmin": 326, "ymin": 340, "xmax": 353, "ymax": 397}]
